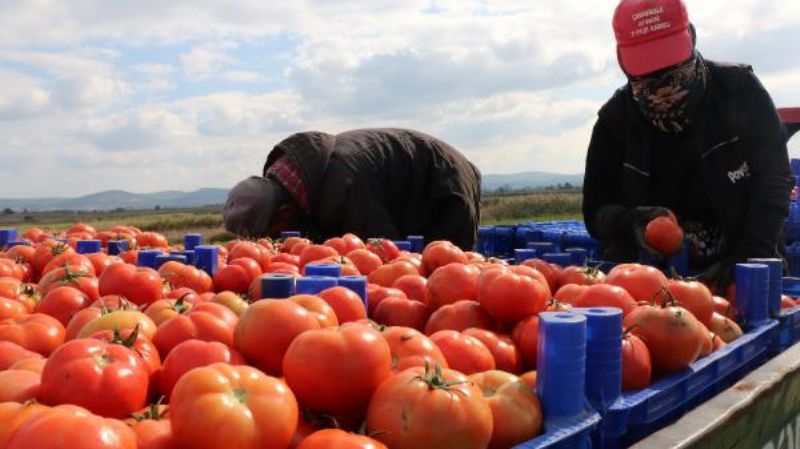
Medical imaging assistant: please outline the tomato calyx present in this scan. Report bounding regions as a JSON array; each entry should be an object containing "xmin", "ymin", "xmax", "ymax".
[
  {"xmin": 173, "ymin": 294, "xmax": 191, "ymax": 314},
  {"xmin": 55, "ymin": 264, "xmax": 92, "ymax": 287},
  {"xmin": 414, "ymin": 362, "xmax": 467, "ymax": 394},
  {"xmin": 51, "ymin": 243, "xmax": 70, "ymax": 257},
  {"xmin": 107, "ymin": 324, "xmax": 141, "ymax": 349},
  {"xmin": 131, "ymin": 398, "xmax": 168, "ymax": 422}
]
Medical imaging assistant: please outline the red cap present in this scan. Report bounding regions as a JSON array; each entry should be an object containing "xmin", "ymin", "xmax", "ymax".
[
  {"xmin": 778, "ymin": 108, "xmax": 800, "ymax": 124},
  {"xmin": 613, "ymin": 0, "xmax": 694, "ymax": 76}
]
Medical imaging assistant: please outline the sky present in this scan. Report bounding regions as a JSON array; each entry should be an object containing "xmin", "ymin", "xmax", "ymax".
[{"xmin": 1, "ymin": 0, "xmax": 799, "ymax": 198}]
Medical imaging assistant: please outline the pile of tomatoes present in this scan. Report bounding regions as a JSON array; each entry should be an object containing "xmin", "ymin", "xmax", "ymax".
[{"xmin": 0, "ymin": 222, "xmax": 772, "ymax": 449}]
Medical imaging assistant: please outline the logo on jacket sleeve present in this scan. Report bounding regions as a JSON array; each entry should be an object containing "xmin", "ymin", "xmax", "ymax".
[{"xmin": 728, "ymin": 161, "xmax": 751, "ymax": 184}]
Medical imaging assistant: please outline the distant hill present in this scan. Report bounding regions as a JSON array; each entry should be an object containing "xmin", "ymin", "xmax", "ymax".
[{"xmin": 482, "ymin": 171, "xmax": 583, "ymax": 192}]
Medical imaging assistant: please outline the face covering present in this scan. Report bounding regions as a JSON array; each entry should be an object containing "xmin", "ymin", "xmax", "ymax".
[{"xmin": 629, "ymin": 52, "xmax": 709, "ymax": 134}]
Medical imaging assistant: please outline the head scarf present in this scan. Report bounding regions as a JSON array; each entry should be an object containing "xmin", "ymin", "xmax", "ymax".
[{"xmin": 629, "ymin": 52, "xmax": 709, "ymax": 134}]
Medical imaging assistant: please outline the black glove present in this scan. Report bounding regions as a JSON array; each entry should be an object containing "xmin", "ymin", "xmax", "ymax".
[
  {"xmin": 699, "ymin": 256, "xmax": 738, "ymax": 295},
  {"xmin": 625, "ymin": 206, "xmax": 673, "ymax": 263}
]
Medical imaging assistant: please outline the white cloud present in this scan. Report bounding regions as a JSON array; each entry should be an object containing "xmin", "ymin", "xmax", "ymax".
[
  {"xmin": 135, "ymin": 63, "xmax": 175, "ymax": 78},
  {"xmin": 180, "ymin": 42, "xmax": 237, "ymax": 81},
  {"xmin": 223, "ymin": 70, "xmax": 260, "ymax": 82}
]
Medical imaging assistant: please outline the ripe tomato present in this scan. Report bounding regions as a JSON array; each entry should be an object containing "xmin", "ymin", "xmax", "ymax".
[
  {"xmin": 367, "ymin": 239, "xmax": 401, "ymax": 264},
  {"xmin": 144, "ymin": 297, "xmax": 193, "ymax": 326},
  {"xmin": 170, "ymin": 363, "xmax": 298, "ymax": 449},
  {"xmin": 210, "ymin": 291, "xmax": 249, "ymax": 316},
  {"xmin": 708, "ymin": 312, "xmax": 743, "ymax": 343},
  {"xmin": 64, "ymin": 297, "xmax": 135, "ymax": 340},
  {"xmin": 463, "ymin": 328, "xmax": 522, "ymax": 374},
  {"xmin": 0, "ymin": 295, "xmax": 27, "ymax": 320},
  {"xmin": 623, "ymin": 303, "xmax": 706, "ymax": 374},
  {"xmin": 622, "ymin": 331, "xmax": 651, "ymax": 390},
  {"xmin": 89, "ymin": 327, "xmax": 162, "ymax": 392},
  {"xmin": 99, "ymin": 264, "xmax": 164, "ymax": 306},
  {"xmin": 31, "ymin": 241, "xmax": 75, "ymax": 275},
  {"xmin": 310, "ymin": 255, "xmax": 360, "ymax": 276},
  {"xmin": 391, "ymin": 274, "xmax": 427, "ymax": 302},
  {"xmin": 6, "ymin": 404, "xmax": 137, "ymax": 449},
  {"xmin": 0, "ymin": 401, "xmax": 49, "ymax": 448},
  {"xmin": 367, "ymin": 261, "xmax": 419, "ymax": 288},
  {"xmin": 573, "ymin": 283, "xmax": 638, "ymax": 316},
  {"xmin": 511, "ymin": 316, "xmax": 539, "ymax": 370},
  {"xmin": 645, "ymin": 214, "xmax": 684, "ymax": 256},
  {"xmin": 468, "ymin": 370, "xmax": 543, "ymax": 449},
  {"xmin": 77, "ymin": 310, "xmax": 157, "ymax": 341},
  {"xmin": 430, "ymin": 330, "xmax": 495, "ymax": 375},
  {"xmin": 425, "ymin": 262, "xmax": 481, "ymax": 310},
  {"xmin": 425, "ymin": 300, "xmax": 496, "ymax": 335},
  {"xmin": 347, "ymin": 249, "xmax": 383, "ymax": 276},
  {"xmin": 125, "ymin": 404, "xmax": 174, "ymax": 449},
  {"xmin": 38, "ymin": 265, "xmax": 100, "ymax": 301},
  {"xmin": 366, "ymin": 285, "xmax": 406, "ymax": 317},
  {"xmin": 559, "ymin": 265, "xmax": 607, "ymax": 286},
  {"xmin": 153, "ymin": 302, "xmax": 239, "ymax": 357},
  {"xmin": 667, "ymin": 279, "xmax": 714, "ymax": 327},
  {"xmin": 606, "ymin": 263, "xmax": 669, "ymax": 303},
  {"xmin": 476, "ymin": 266, "xmax": 548, "ymax": 323},
  {"xmin": 297, "ymin": 429, "xmax": 388, "ymax": 449},
  {"xmin": 35, "ymin": 286, "xmax": 92, "ymax": 326},
  {"xmin": 318, "ymin": 286, "xmax": 367, "ymax": 324},
  {"xmin": 422, "ymin": 241, "xmax": 467, "ymax": 275},
  {"xmin": 0, "ymin": 340, "xmax": 44, "ymax": 370},
  {"xmin": 553, "ymin": 284, "xmax": 590, "ymax": 305},
  {"xmin": 373, "ymin": 296, "xmax": 431, "ymax": 331},
  {"xmin": 160, "ymin": 339, "xmax": 244, "ymax": 399},
  {"xmin": 0, "ymin": 277, "xmax": 30, "ymax": 303},
  {"xmin": 228, "ymin": 241, "xmax": 272, "ymax": 268},
  {"xmin": 379, "ymin": 326, "xmax": 449, "ymax": 372},
  {"xmin": 520, "ymin": 259, "xmax": 562, "ymax": 293},
  {"xmin": 136, "ymin": 232, "xmax": 169, "ymax": 248},
  {"xmin": 366, "ymin": 364, "xmax": 492, "ymax": 449},
  {"xmin": 39, "ymin": 338, "xmax": 149, "ymax": 418},
  {"xmin": 283, "ymin": 323, "xmax": 392, "ymax": 417},
  {"xmin": 0, "ymin": 313, "xmax": 65, "ymax": 356},
  {"xmin": 234, "ymin": 299, "xmax": 321, "ymax": 376},
  {"xmin": 0, "ymin": 369, "xmax": 41, "ymax": 402},
  {"xmin": 299, "ymin": 245, "xmax": 339, "ymax": 268},
  {"xmin": 86, "ymin": 252, "xmax": 118, "ymax": 276},
  {"xmin": 289, "ymin": 294, "xmax": 339, "ymax": 328},
  {"xmin": 9, "ymin": 356, "xmax": 47, "ymax": 374},
  {"xmin": 41, "ymin": 252, "xmax": 95, "ymax": 278},
  {"xmin": 159, "ymin": 261, "xmax": 211, "ymax": 294},
  {"xmin": 781, "ymin": 294, "xmax": 796, "ymax": 310}
]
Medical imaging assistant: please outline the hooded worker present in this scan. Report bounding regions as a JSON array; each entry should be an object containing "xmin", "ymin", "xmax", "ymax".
[
  {"xmin": 582, "ymin": 0, "xmax": 794, "ymax": 291},
  {"xmin": 223, "ymin": 128, "xmax": 482, "ymax": 250}
]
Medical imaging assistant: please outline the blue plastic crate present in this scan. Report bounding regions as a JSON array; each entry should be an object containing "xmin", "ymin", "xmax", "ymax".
[
  {"xmin": 596, "ymin": 320, "xmax": 778, "ymax": 448},
  {"xmin": 514, "ymin": 411, "xmax": 601, "ymax": 449},
  {"xmin": 770, "ymin": 280, "xmax": 800, "ymax": 353}
]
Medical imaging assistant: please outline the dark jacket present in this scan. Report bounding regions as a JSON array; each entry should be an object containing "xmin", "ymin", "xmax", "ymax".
[
  {"xmin": 583, "ymin": 61, "xmax": 793, "ymax": 264},
  {"xmin": 262, "ymin": 128, "xmax": 482, "ymax": 250}
]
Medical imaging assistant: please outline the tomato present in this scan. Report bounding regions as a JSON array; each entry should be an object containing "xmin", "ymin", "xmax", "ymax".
[
  {"xmin": 573, "ymin": 283, "xmax": 638, "ymax": 316},
  {"xmin": 463, "ymin": 328, "xmax": 522, "ymax": 374},
  {"xmin": 153, "ymin": 302, "xmax": 239, "ymax": 357},
  {"xmin": 645, "ymin": 214, "xmax": 684, "ymax": 256},
  {"xmin": 365, "ymin": 238, "xmax": 400, "ymax": 264},
  {"xmin": 0, "ymin": 313, "xmax": 65, "ymax": 356},
  {"xmin": 559, "ymin": 265, "xmax": 607, "ymax": 286},
  {"xmin": 623, "ymin": 303, "xmax": 706, "ymax": 374},
  {"xmin": 426, "ymin": 262, "xmax": 481, "ymax": 310},
  {"xmin": 125, "ymin": 404, "xmax": 175, "ymax": 449},
  {"xmin": 99, "ymin": 264, "xmax": 164, "ymax": 306},
  {"xmin": 10, "ymin": 356, "xmax": 46, "ymax": 374},
  {"xmin": 7, "ymin": 404, "xmax": 136, "ymax": 449},
  {"xmin": 0, "ymin": 368, "xmax": 41, "ymax": 402},
  {"xmin": 41, "ymin": 252, "xmax": 95, "ymax": 278},
  {"xmin": 136, "ymin": 232, "xmax": 169, "ymax": 248},
  {"xmin": 0, "ymin": 259, "xmax": 25, "ymax": 281},
  {"xmin": 347, "ymin": 249, "xmax": 383, "ymax": 276},
  {"xmin": 708, "ymin": 312, "xmax": 743, "ymax": 343},
  {"xmin": 160, "ymin": 339, "xmax": 244, "ymax": 399},
  {"xmin": 289, "ymin": 294, "xmax": 339, "ymax": 328},
  {"xmin": 310, "ymin": 255, "xmax": 360, "ymax": 276},
  {"xmin": 39, "ymin": 338, "xmax": 149, "ymax": 418},
  {"xmin": 366, "ymin": 285, "xmax": 406, "ymax": 316},
  {"xmin": 298, "ymin": 245, "xmax": 339, "ymax": 268},
  {"xmin": 667, "ymin": 279, "xmax": 714, "ymax": 327},
  {"xmin": 0, "ymin": 277, "xmax": 29, "ymax": 302},
  {"xmin": 622, "ymin": 331, "xmax": 651, "ymax": 390},
  {"xmin": 520, "ymin": 259, "xmax": 562, "ymax": 293},
  {"xmin": 0, "ymin": 295, "xmax": 27, "ymax": 320},
  {"xmin": 210, "ymin": 291, "xmax": 249, "ymax": 316},
  {"xmin": 297, "ymin": 429, "xmax": 388, "ymax": 449},
  {"xmin": 170, "ymin": 363, "xmax": 297, "ymax": 449},
  {"xmin": 422, "ymin": 241, "xmax": 468, "ymax": 275},
  {"xmin": 86, "ymin": 252, "xmax": 118, "ymax": 276},
  {"xmin": 606, "ymin": 263, "xmax": 669, "ymax": 303},
  {"xmin": 379, "ymin": 326, "xmax": 449, "ymax": 372},
  {"xmin": 425, "ymin": 300, "xmax": 496, "ymax": 335},
  {"xmin": 0, "ymin": 402, "xmax": 50, "ymax": 448},
  {"xmin": 318, "ymin": 286, "xmax": 367, "ymax": 324},
  {"xmin": 391, "ymin": 274, "xmax": 427, "ymax": 302},
  {"xmin": 468, "ymin": 370, "xmax": 543, "ymax": 449},
  {"xmin": 283, "ymin": 323, "xmax": 392, "ymax": 417},
  {"xmin": 38, "ymin": 265, "xmax": 100, "ymax": 301},
  {"xmin": 89, "ymin": 327, "xmax": 162, "ymax": 393},
  {"xmin": 430, "ymin": 330, "xmax": 495, "ymax": 375},
  {"xmin": 31, "ymin": 241, "xmax": 75, "ymax": 275},
  {"xmin": 782, "ymin": 294, "xmax": 796, "ymax": 310},
  {"xmin": 367, "ymin": 261, "xmax": 419, "ymax": 288},
  {"xmin": 373, "ymin": 296, "xmax": 430, "ymax": 331},
  {"xmin": 35, "ymin": 286, "xmax": 92, "ymax": 326},
  {"xmin": 144, "ymin": 297, "xmax": 193, "ymax": 326},
  {"xmin": 476, "ymin": 266, "xmax": 548, "ymax": 323},
  {"xmin": 366, "ymin": 364, "xmax": 492, "ymax": 449},
  {"xmin": 64, "ymin": 298, "xmax": 136, "ymax": 340},
  {"xmin": 228, "ymin": 241, "xmax": 272, "ymax": 269},
  {"xmin": 511, "ymin": 316, "xmax": 539, "ymax": 370},
  {"xmin": 78, "ymin": 310, "xmax": 157, "ymax": 341},
  {"xmin": 234, "ymin": 299, "xmax": 321, "ymax": 376},
  {"xmin": 0, "ymin": 340, "xmax": 44, "ymax": 370},
  {"xmin": 281, "ymin": 236, "xmax": 311, "ymax": 253},
  {"xmin": 159, "ymin": 261, "xmax": 211, "ymax": 294},
  {"xmin": 551, "ymin": 284, "xmax": 585, "ymax": 306}
]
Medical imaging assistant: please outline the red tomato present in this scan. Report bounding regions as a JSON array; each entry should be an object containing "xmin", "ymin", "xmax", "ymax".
[
  {"xmin": 125, "ymin": 404, "xmax": 175, "ymax": 449},
  {"xmin": 781, "ymin": 294, "xmax": 796, "ymax": 310},
  {"xmin": 38, "ymin": 265, "xmax": 100, "ymax": 301},
  {"xmin": 283, "ymin": 323, "xmax": 392, "ymax": 417},
  {"xmin": 667, "ymin": 279, "xmax": 714, "ymax": 327},
  {"xmin": 0, "ymin": 341, "xmax": 44, "ymax": 370},
  {"xmin": 553, "ymin": 284, "xmax": 588, "ymax": 305},
  {"xmin": 367, "ymin": 238, "xmax": 401, "ymax": 264},
  {"xmin": 234, "ymin": 299, "xmax": 321, "ymax": 376},
  {"xmin": 228, "ymin": 241, "xmax": 271, "ymax": 269},
  {"xmin": 169, "ymin": 363, "xmax": 298, "ymax": 449},
  {"xmin": 425, "ymin": 262, "xmax": 481, "ymax": 310},
  {"xmin": 144, "ymin": 297, "xmax": 193, "ymax": 326},
  {"xmin": 520, "ymin": 259, "xmax": 562, "ymax": 293},
  {"xmin": 468, "ymin": 370, "xmax": 543, "ymax": 449},
  {"xmin": 159, "ymin": 339, "xmax": 244, "ymax": 399},
  {"xmin": 0, "ymin": 313, "xmax": 65, "ymax": 356},
  {"xmin": 41, "ymin": 252, "xmax": 95, "ymax": 278},
  {"xmin": 6, "ymin": 404, "xmax": 137, "ymax": 449},
  {"xmin": 136, "ymin": 232, "xmax": 169, "ymax": 248},
  {"xmin": 86, "ymin": 252, "xmax": 118, "ymax": 276},
  {"xmin": 31, "ymin": 241, "xmax": 75, "ymax": 275},
  {"xmin": 623, "ymin": 303, "xmax": 706, "ymax": 374},
  {"xmin": 35, "ymin": 286, "xmax": 92, "ymax": 326},
  {"xmin": 318, "ymin": 286, "xmax": 367, "ymax": 324},
  {"xmin": 0, "ymin": 369, "xmax": 40, "ymax": 402},
  {"xmin": 425, "ymin": 300, "xmax": 496, "ymax": 335},
  {"xmin": 99, "ymin": 264, "xmax": 164, "ymax": 306},
  {"xmin": 213, "ymin": 258, "xmax": 262, "ymax": 294},
  {"xmin": 10, "ymin": 356, "xmax": 46, "ymax": 374},
  {"xmin": 512, "ymin": 316, "xmax": 539, "ymax": 370},
  {"xmin": 366, "ymin": 285, "xmax": 406, "ymax": 317},
  {"xmin": 347, "ymin": 249, "xmax": 383, "ymax": 276},
  {"xmin": 89, "ymin": 327, "xmax": 162, "ymax": 393},
  {"xmin": 0, "ymin": 402, "xmax": 50, "ymax": 448},
  {"xmin": 366, "ymin": 364, "xmax": 492, "ymax": 449},
  {"xmin": 573, "ymin": 283, "xmax": 638, "ymax": 316},
  {"xmin": 39, "ymin": 338, "xmax": 149, "ymax": 418},
  {"xmin": 392, "ymin": 274, "xmax": 427, "ymax": 302},
  {"xmin": 367, "ymin": 261, "xmax": 419, "ymax": 288},
  {"xmin": 430, "ymin": 330, "xmax": 495, "ymax": 375},
  {"xmin": 297, "ymin": 429, "xmax": 388, "ymax": 449},
  {"xmin": 645, "ymin": 215, "xmax": 684, "ymax": 256},
  {"xmin": 159, "ymin": 261, "xmax": 211, "ymax": 294},
  {"xmin": 289, "ymin": 294, "xmax": 339, "ymax": 328},
  {"xmin": 77, "ymin": 310, "xmax": 157, "ymax": 341},
  {"xmin": 210, "ymin": 291, "xmax": 249, "ymax": 316},
  {"xmin": 463, "ymin": 328, "xmax": 522, "ymax": 374},
  {"xmin": 0, "ymin": 295, "xmax": 27, "ymax": 320},
  {"xmin": 606, "ymin": 263, "xmax": 669, "ymax": 303},
  {"xmin": 299, "ymin": 245, "xmax": 339, "ymax": 268},
  {"xmin": 476, "ymin": 266, "xmax": 548, "ymax": 323},
  {"xmin": 310, "ymin": 255, "xmax": 360, "ymax": 276},
  {"xmin": 379, "ymin": 326, "xmax": 449, "ymax": 372},
  {"xmin": 559, "ymin": 265, "xmax": 607, "ymax": 286},
  {"xmin": 153, "ymin": 302, "xmax": 239, "ymax": 357},
  {"xmin": 622, "ymin": 331, "xmax": 651, "ymax": 390},
  {"xmin": 422, "ymin": 241, "xmax": 467, "ymax": 275},
  {"xmin": 373, "ymin": 296, "xmax": 431, "ymax": 331}
]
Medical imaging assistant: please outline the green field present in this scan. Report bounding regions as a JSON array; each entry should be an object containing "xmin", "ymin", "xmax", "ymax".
[{"xmin": 0, "ymin": 191, "xmax": 583, "ymax": 243}]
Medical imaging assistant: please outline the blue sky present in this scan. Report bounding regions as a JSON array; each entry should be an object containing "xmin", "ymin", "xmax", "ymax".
[{"xmin": 0, "ymin": 0, "xmax": 798, "ymax": 197}]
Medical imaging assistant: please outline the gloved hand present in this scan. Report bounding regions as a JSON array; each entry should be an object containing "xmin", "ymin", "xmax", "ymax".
[
  {"xmin": 699, "ymin": 256, "xmax": 738, "ymax": 295},
  {"xmin": 626, "ymin": 206, "xmax": 674, "ymax": 263}
]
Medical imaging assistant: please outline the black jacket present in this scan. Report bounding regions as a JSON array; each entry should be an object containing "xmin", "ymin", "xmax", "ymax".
[
  {"xmin": 583, "ymin": 61, "xmax": 793, "ymax": 264},
  {"xmin": 262, "ymin": 128, "xmax": 482, "ymax": 250}
]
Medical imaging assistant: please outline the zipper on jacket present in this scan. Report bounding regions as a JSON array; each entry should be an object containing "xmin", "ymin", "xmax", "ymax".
[
  {"xmin": 623, "ymin": 163, "xmax": 650, "ymax": 177},
  {"xmin": 702, "ymin": 136, "xmax": 740, "ymax": 159}
]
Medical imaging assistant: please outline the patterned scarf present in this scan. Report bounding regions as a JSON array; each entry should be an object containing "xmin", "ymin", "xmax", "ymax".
[{"xmin": 630, "ymin": 52, "xmax": 709, "ymax": 134}]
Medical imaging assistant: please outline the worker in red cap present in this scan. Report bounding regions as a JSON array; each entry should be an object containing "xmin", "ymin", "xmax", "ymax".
[{"xmin": 582, "ymin": 0, "xmax": 794, "ymax": 291}]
